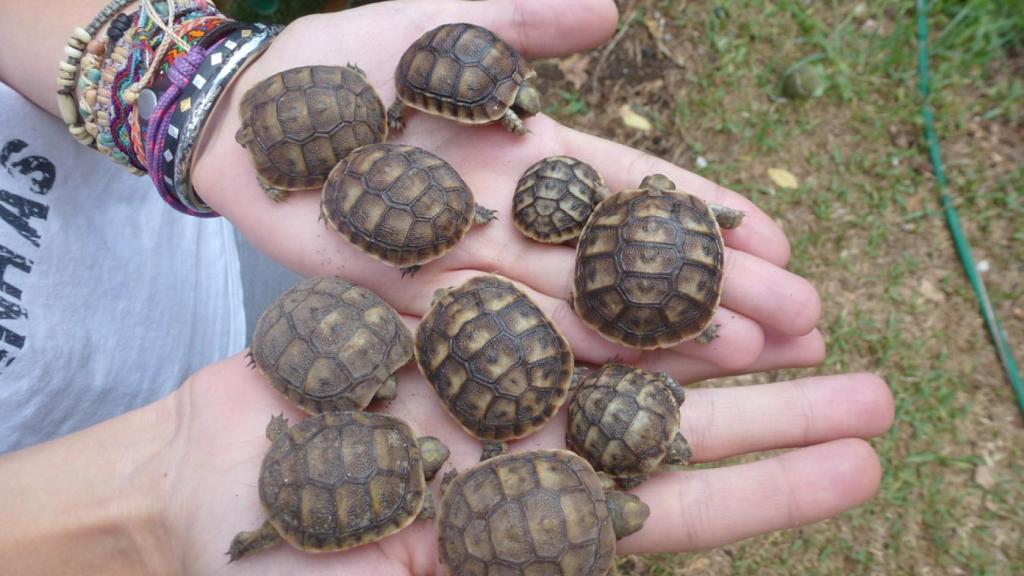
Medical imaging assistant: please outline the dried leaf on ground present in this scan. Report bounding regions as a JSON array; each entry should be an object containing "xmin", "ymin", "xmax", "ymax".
[{"xmin": 768, "ymin": 167, "xmax": 800, "ymax": 189}]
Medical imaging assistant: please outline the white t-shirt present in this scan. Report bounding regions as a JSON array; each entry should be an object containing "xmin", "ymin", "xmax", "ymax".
[{"xmin": 0, "ymin": 82, "xmax": 246, "ymax": 453}]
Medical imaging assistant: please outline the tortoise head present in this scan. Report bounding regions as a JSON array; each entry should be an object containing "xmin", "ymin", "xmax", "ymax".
[
  {"xmin": 418, "ymin": 436, "xmax": 450, "ymax": 482},
  {"xmin": 514, "ymin": 81, "xmax": 541, "ymax": 117},
  {"xmin": 605, "ymin": 490, "xmax": 650, "ymax": 539},
  {"xmin": 639, "ymin": 174, "xmax": 676, "ymax": 191},
  {"xmin": 430, "ymin": 287, "xmax": 451, "ymax": 309},
  {"xmin": 661, "ymin": 373, "xmax": 686, "ymax": 407}
]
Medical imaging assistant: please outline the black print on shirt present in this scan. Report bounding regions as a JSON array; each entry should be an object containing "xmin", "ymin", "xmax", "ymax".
[{"xmin": 0, "ymin": 138, "xmax": 54, "ymax": 370}]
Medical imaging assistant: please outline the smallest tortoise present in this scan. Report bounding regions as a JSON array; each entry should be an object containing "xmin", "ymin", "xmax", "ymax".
[
  {"xmin": 437, "ymin": 449, "xmax": 649, "ymax": 576},
  {"xmin": 389, "ymin": 22, "xmax": 540, "ymax": 134},
  {"xmin": 228, "ymin": 411, "xmax": 449, "ymax": 560},
  {"xmin": 236, "ymin": 64, "xmax": 388, "ymax": 202},
  {"xmin": 512, "ymin": 156, "xmax": 609, "ymax": 243},
  {"xmin": 567, "ymin": 362, "xmax": 691, "ymax": 488},
  {"xmin": 250, "ymin": 277, "xmax": 413, "ymax": 413}
]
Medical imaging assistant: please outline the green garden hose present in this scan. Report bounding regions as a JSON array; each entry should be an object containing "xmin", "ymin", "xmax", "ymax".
[{"xmin": 916, "ymin": 0, "xmax": 1023, "ymax": 416}]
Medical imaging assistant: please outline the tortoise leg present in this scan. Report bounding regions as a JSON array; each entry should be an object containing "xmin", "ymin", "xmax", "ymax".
[
  {"xmin": 417, "ymin": 491, "xmax": 436, "ymax": 521},
  {"xmin": 400, "ymin": 264, "xmax": 421, "ymax": 278},
  {"xmin": 345, "ymin": 62, "xmax": 366, "ymax": 76},
  {"xmin": 265, "ymin": 413, "xmax": 289, "ymax": 442},
  {"xmin": 661, "ymin": 432, "xmax": 693, "ymax": 466},
  {"xmin": 480, "ymin": 441, "xmax": 507, "ymax": 461},
  {"xmin": 227, "ymin": 520, "xmax": 281, "ymax": 562},
  {"xmin": 709, "ymin": 203, "xmax": 745, "ymax": 229},
  {"xmin": 440, "ymin": 469, "xmax": 459, "ymax": 497},
  {"xmin": 501, "ymin": 109, "xmax": 528, "ymax": 135},
  {"xmin": 615, "ymin": 474, "xmax": 649, "ymax": 490},
  {"xmin": 257, "ymin": 178, "xmax": 289, "ymax": 202},
  {"xmin": 387, "ymin": 100, "xmax": 406, "ymax": 132},
  {"xmin": 473, "ymin": 204, "xmax": 497, "ymax": 225},
  {"xmin": 695, "ymin": 324, "xmax": 719, "ymax": 344},
  {"xmin": 373, "ymin": 375, "xmax": 398, "ymax": 402}
]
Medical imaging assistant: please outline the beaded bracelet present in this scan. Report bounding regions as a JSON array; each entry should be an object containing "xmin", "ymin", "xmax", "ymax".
[{"xmin": 57, "ymin": 0, "xmax": 138, "ymax": 146}]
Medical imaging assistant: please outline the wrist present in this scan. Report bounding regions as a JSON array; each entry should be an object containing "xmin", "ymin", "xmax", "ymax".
[{"xmin": 0, "ymin": 389, "xmax": 185, "ymax": 574}]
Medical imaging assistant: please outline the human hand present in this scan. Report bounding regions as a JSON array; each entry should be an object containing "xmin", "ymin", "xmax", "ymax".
[
  {"xmin": 150, "ymin": 353, "xmax": 892, "ymax": 574},
  {"xmin": 193, "ymin": 0, "xmax": 824, "ymax": 385}
]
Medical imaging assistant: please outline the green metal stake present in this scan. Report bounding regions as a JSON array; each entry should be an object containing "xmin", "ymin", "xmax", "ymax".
[{"xmin": 916, "ymin": 0, "xmax": 1023, "ymax": 416}]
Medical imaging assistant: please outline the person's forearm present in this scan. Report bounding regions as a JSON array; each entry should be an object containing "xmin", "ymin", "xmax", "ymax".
[
  {"xmin": 0, "ymin": 0, "xmax": 110, "ymax": 115},
  {"xmin": 0, "ymin": 393, "xmax": 182, "ymax": 575}
]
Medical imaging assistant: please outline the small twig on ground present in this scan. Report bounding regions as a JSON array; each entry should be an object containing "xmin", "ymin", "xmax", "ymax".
[{"xmin": 591, "ymin": 2, "xmax": 639, "ymax": 92}]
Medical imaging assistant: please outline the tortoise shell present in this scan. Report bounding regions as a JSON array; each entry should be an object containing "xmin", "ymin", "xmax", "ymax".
[
  {"xmin": 572, "ymin": 177, "xmax": 726, "ymax": 349},
  {"xmin": 394, "ymin": 22, "xmax": 535, "ymax": 124},
  {"xmin": 321, "ymin": 143, "xmax": 488, "ymax": 270},
  {"xmin": 437, "ymin": 449, "xmax": 617, "ymax": 575},
  {"xmin": 236, "ymin": 65, "xmax": 387, "ymax": 198},
  {"xmin": 258, "ymin": 412, "xmax": 429, "ymax": 552},
  {"xmin": 251, "ymin": 277, "xmax": 413, "ymax": 413},
  {"xmin": 512, "ymin": 156, "xmax": 609, "ymax": 243},
  {"xmin": 567, "ymin": 363, "xmax": 687, "ymax": 481},
  {"xmin": 415, "ymin": 275, "xmax": 574, "ymax": 441}
]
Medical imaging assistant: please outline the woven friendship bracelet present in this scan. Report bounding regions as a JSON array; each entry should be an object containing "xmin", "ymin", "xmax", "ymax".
[{"xmin": 169, "ymin": 23, "xmax": 282, "ymax": 215}]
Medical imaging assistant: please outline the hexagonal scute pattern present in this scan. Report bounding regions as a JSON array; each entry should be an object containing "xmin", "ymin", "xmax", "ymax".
[
  {"xmin": 512, "ymin": 156, "xmax": 609, "ymax": 244},
  {"xmin": 395, "ymin": 23, "xmax": 532, "ymax": 123},
  {"xmin": 566, "ymin": 363, "xmax": 682, "ymax": 478},
  {"xmin": 416, "ymin": 275, "xmax": 574, "ymax": 441},
  {"xmin": 573, "ymin": 186, "xmax": 725, "ymax": 349},
  {"xmin": 438, "ymin": 450, "xmax": 616, "ymax": 575},
  {"xmin": 321, "ymin": 144, "xmax": 479, "ymax": 269},
  {"xmin": 251, "ymin": 278, "xmax": 413, "ymax": 413},
  {"xmin": 237, "ymin": 65, "xmax": 387, "ymax": 190},
  {"xmin": 258, "ymin": 412, "xmax": 426, "ymax": 552}
]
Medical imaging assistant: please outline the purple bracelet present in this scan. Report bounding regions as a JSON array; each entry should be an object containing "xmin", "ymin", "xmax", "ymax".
[{"xmin": 144, "ymin": 44, "xmax": 210, "ymax": 214}]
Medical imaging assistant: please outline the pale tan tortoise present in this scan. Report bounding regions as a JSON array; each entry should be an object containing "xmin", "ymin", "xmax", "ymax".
[
  {"xmin": 415, "ymin": 274, "xmax": 576, "ymax": 460},
  {"xmin": 572, "ymin": 174, "xmax": 745, "ymax": 349},
  {"xmin": 567, "ymin": 362, "xmax": 691, "ymax": 489},
  {"xmin": 321, "ymin": 143, "xmax": 495, "ymax": 276},
  {"xmin": 228, "ymin": 411, "xmax": 449, "ymax": 560},
  {"xmin": 512, "ymin": 156, "xmax": 609, "ymax": 244},
  {"xmin": 236, "ymin": 64, "xmax": 388, "ymax": 201},
  {"xmin": 437, "ymin": 449, "xmax": 649, "ymax": 576},
  {"xmin": 388, "ymin": 22, "xmax": 540, "ymax": 135},
  {"xmin": 250, "ymin": 277, "xmax": 413, "ymax": 413}
]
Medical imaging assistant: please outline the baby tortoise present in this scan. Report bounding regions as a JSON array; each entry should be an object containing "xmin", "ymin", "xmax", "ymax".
[
  {"xmin": 437, "ymin": 449, "xmax": 649, "ymax": 576},
  {"xmin": 415, "ymin": 275, "xmax": 575, "ymax": 460},
  {"xmin": 228, "ymin": 411, "xmax": 449, "ymax": 560},
  {"xmin": 388, "ymin": 22, "xmax": 540, "ymax": 135},
  {"xmin": 573, "ymin": 174, "xmax": 745, "ymax": 349},
  {"xmin": 250, "ymin": 277, "xmax": 413, "ymax": 413},
  {"xmin": 236, "ymin": 64, "xmax": 388, "ymax": 201},
  {"xmin": 512, "ymin": 156, "xmax": 609, "ymax": 244},
  {"xmin": 567, "ymin": 363, "xmax": 691, "ymax": 489},
  {"xmin": 321, "ymin": 143, "xmax": 496, "ymax": 276}
]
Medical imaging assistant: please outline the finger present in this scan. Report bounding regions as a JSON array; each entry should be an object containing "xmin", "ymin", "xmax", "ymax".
[
  {"xmin": 620, "ymin": 439, "xmax": 883, "ymax": 553},
  {"xmin": 721, "ymin": 248, "xmax": 821, "ymax": 336},
  {"xmin": 681, "ymin": 373, "xmax": 894, "ymax": 462},
  {"xmin": 426, "ymin": 0, "xmax": 620, "ymax": 59},
  {"xmin": 553, "ymin": 118, "xmax": 791, "ymax": 268}
]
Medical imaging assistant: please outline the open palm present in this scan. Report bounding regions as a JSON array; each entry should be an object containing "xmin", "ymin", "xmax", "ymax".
[
  {"xmin": 195, "ymin": 0, "xmax": 823, "ymax": 383},
  {"xmin": 167, "ymin": 349, "xmax": 891, "ymax": 575}
]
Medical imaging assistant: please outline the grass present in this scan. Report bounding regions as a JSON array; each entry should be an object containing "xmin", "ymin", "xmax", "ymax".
[{"xmin": 532, "ymin": 0, "xmax": 1023, "ymax": 573}]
